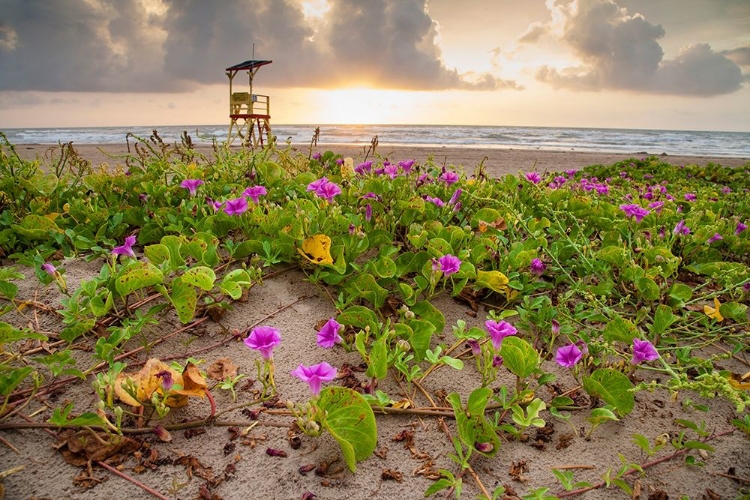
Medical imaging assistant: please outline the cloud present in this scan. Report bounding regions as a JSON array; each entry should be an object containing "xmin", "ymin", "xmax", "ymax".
[
  {"xmin": 722, "ymin": 45, "xmax": 750, "ymax": 68},
  {"xmin": 530, "ymin": 0, "xmax": 744, "ymax": 96},
  {"xmin": 0, "ymin": 0, "xmax": 519, "ymax": 93}
]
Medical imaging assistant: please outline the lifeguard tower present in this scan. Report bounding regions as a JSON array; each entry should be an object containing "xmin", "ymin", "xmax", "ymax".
[{"xmin": 226, "ymin": 59, "xmax": 272, "ymax": 147}]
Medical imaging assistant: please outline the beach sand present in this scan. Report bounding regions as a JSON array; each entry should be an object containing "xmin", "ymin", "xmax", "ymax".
[{"xmin": 13, "ymin": 142, "xmax": 749, "ymax": 177}]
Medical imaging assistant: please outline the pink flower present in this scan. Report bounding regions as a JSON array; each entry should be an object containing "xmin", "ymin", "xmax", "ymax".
[
  {"xmin": 316, "ymin": 180, "xmax": 342, "ymax": 202},
  {"xmin": 113, "ymin": 235, "xmax": 137, "ymax": 258},
  {"xmin": 244, "ymin": 326, "xmax": 281, "ymax": 359},
  {"xmin": 631, "ymin": 338, "xmax": 659, "ymax": 365},
  {"xmin": 425, "ymin": 196, "xmax": 445, "ymax": 207},
  {"xmin": 448, "ymin": 189, "xmax": 462, "ymax": 205},
  {"xmin": 673, "ymin": 220, "xmax": 690, "ymax": 235},
  {"xmin": 307, "ymin": 177, "xmax": 329, "ymax": 192},
  {"xmin": 437, "ymin": 254, "xmax": 461, "ymax": 276},
  {"xmin": 180, "ymin": 179, "xmax": 204, "ymax": 196},
  {"xmin": 555, "ymin": 344, "xmax": 582, "ymax": 368},
  {"xmin": 530, "ymin": 258, "xmax": 546, "ymax": 276},
  {"xmin": 42, "ymin": 262, "xmax": 57, "ymax": 275},
  {"xmin": 242, "ymin": 185, "xmax": 267, "ymax": 204},
  {"xmin": 707, "ymin": 233, "xmax": 723, "ymax": 244},
  {"xmin": 365, "ymin": 204, "xmax": 372, "ymax": 222},
  {"xmin": 354, "ymin": 161, "xmax": 373, "ymax": 175},
  {"xmin": 525, "ymin": 172, "xmax": 541, "ymax": 184},
  {"xmin": 224, "ymin": 197, "xmax": 248, "ymax": 216},
  {"xmin": 291, "ymin": 362, "xmax": 337, "ymax": 395},
  {"xmin": 383, "ymin": 164, "xmax": 400, "ymax": 179},
  {"xmin": 485, "ymin": 320, "xmax": 516, "ymax": 349},
  {"xmin": 648, "ymin": 201, "xmax": 664, "ymax": 213},
  {"xmin": 619, "ymin": 204, "xmax": 650, "ymax": 222},
  {"xmin": 439, "ymin": 171, "xmax": 459, "ymax": 185},
  {"xmin": 736, "ymin": 221, "xmax": 747, "ymax": 235},
  {"xmin": 398, "ymin": 159, "xmax": 415, "ymax": 173},
  {"xmin": 317, "ymin": 318, "xmax": 343, "ymax": 349},
  {"xmin": 684, "ymin": 193, "xmax": 697, "ymax": 201},
  {"xmin": 551, "ymin": 319, "xmax": 560, "ymax": 335}
]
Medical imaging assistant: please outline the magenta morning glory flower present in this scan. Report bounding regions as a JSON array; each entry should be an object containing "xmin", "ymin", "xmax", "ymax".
[
  {"xmin": 113, "ymin": 235, "xmax": 137, "ymax": 258},
  {"xmin": 317, "ymin": 318, "xmax": 343, "ymax": 349},
  {"xmin": 525, "ymin": 172, "xmax": 541, "ymax": 184},
  {"xmin": 223, "ymin": 197, "xmax": 248, "ymax": 216},
  {"xmin": 315, "ymin": 180, "xmax": 342, "ymax": 202},
  {"xmin": 565, "ymin": 169, "xmax": 577, "ymax": 177},
  {"xmin": 180, "ymin": 179, "xmax": 204, "ymax": 196},
  {"xmin": 468, "ymin": 339, "xmax": 481, "ymax": 356},
  {"xmin": 312, "ymin": 152, "xmax": 322, "ymax": 161},
  {"xmin": 648, "ymin": 201, "xmax": 664, "ymax": 213},
  {"xmin": 155, "ymin": 370, "xmax": 174, "ymax": 391},
  {"xmin": 555, "ymin": 343, "xmax": 583, "ymax": 368},
  {"xmin": 244, "ymin": 326, "xmax": 281, "ymax": 360},
  {"xmin": 42, "ymin": 262, "xmax": 57, "ymax": 275},
  {"xmin": 485, "ymin": 320, "xmax": 517, "ymax": 349},
  {"xmin": 721, "ymin": 186, "xmax": 732, "ymax": 194},
  {"xmin": 425, "ymin": 196, "xmax": 445, "ymax": 207},
  {"xmin": 619, "ymin": 204, "xmax": 650, "ymax": 223},
  {"xmin": 242, "ymin": 185, "xmax": 267, "ymax": 204},
  {"xmin": 399, "ymin": 159, "xmax": 415, "ymax": 173},
  {"xmin": 437, "ymin": 254, "xmax": 461, "ymax": 276},
  {"xmin": 307, "ymin": 177, "xmax": 329, "ymax": 192},
  {"xmin": 383, "ymin": 164, "xmax": 400, "ymax": 179},
  {"xmin": 354, "ymin": 161, "xmax": 373, "ymax": 175},
  {"xmin": 291, "ymin": 362, "xmax": 338, "ymax": 395},
  {"xmin": 707, "ymin": 233, "xmax": 723, "ymax": 244},
  {"xmin": 365, "ymin": 204, "xmax": 372, "ymax": 222},
  {"xmin": 631, "ymin": 338, "xmax": 659, "ymax": 365},
  {"xmin": 530, "ymin": 258, "xmax": 546, "ymax": 276},
  {"xmin": 440, "ymin": 171, "xmax": 459, "ymax": 185},
  {"xmin": 551, "ymin": 319, "xmax": 560, "ymax": 335},
  {"xmin": 684, "ymin": 193, "xmax": 697, "ymax": 201},
  {"xmin": 492, "ymin": 355, "xmax": 503, "ymax": 368},
  {"xmin": 736, "ymin": 221, "xmax": 747, "ymax": 235},
  {"xmin": 448, "ymin": 188, "xmax": 462, "ymax": 205},
  {"xmin": 673, "ymin": 220, "xmax": 690, "ymax": 235}
]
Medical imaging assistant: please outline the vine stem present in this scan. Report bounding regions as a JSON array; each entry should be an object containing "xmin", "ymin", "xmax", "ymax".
[
  {"xmin": 556, "ymin": 428, "xmax": 736, "ymax": 498},
  {"xmin": 437, "ymin": 418, "xmax": 492, "ymax": 500},
  {"xmin": 95, "ymin": 460, "xmax": 170, "ymax": 500}
]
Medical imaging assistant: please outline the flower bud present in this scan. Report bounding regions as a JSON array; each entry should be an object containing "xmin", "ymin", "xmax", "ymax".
[{"xmin": 397, "ymin": 339, "xmax": 411, "ymax": 353}]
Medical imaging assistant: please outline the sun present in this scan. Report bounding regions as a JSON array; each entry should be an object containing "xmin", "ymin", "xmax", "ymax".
[{"xmin": 314, "ymin": 88, "xmax": 405, "ymax": 124}]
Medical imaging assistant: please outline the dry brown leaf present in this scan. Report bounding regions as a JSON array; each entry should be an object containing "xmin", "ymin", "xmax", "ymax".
[{"xmin": 206, "ymin": 358, "xmax": 238, "ymax": 381}]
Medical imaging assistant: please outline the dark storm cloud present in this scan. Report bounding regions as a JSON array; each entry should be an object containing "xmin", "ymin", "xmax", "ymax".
[
  {"xmin": 526, "ymin": 0, "xmax": 745, "ymax": 96},
  {"xmin": 0, "ymin": 0, "xmax": 518, "ymax": 92}
]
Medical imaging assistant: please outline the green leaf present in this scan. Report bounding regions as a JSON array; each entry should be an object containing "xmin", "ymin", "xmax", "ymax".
[
  {"xmin": 0, "ymin": 366, "xmax": 34, "ymax": 396},
  {"xmin": 0, "ymin": 281, "xmax": 18, "ymax": 300},
  {"xmin": 499, "ymin": 336, "xmax": 539, "ymax": 380},
  {"xmin": 318, "ymin": 387, "xmax": 377, "ymax": 472},
  {"xmin": 408, "ymin": 319, "xmax": 435, "ymax": 362},
  {"xmin": 719, "ymin": 302, "xmax": 748, "ymax": 322},
  {"xmin": 337, "ymin": 306, "xmax": 379, "ymax": 335},
  {"xmin": 602, "ymin": 316, "xmax": 638, "ymax": 344},
  {"xmin": 170, "ymin": 277, "xmax": 197, "ymax": 324},
  {"xmin": 668, "ymin": 283, "xmax": 693, "ymax": 308},
  {"xmin": 232, "ymin": 239, "xmax": 264, "ymax": 259},
  {"xmin": 424, "ymin": 478, "xmax": 453, "ymax": 497},
  {"xmin": 181, "ymin": 266, "xmax": 216, "ymax": 291},
  {"xmin": 636, "ymin": 276, "xmax": 661, "ymax": 301},
  {"xmin": 582, "ymin": 368, "xmax": 635, "ymax": 416},
  {"xmin": 160, "ymin": 235, "xmax": 185, "ymax": 269},
  {"xmin": 651, "ymin": 305, "xmax": 677, "ymax": 336},
  {"xmin": 347, "ymin": 274, "xmax": 388, "ymax": 309},
  {"xmin": 144, "ymin": 244, "xmax": 171, "ymax": 267},
  {"xmin": 0, "ymin": 322, "xmax": 47, "ymax": 345},
  {"xmin": 115, "ymin": 264, "xmax": 164, "ymax": 297},
  {"xmin": 587, "ymin": 407, "xmax": 619, "ymax": 425},
  {"xmin": 366, "ymin": 336, "xmax": 388, "ymax": 380},
  {"xmin": 596, "ymin": 246, "xmax": 627, "ymax": 267},
  {"xmin": 60, "ymin": 319, "xmax": 95, "ymax": 343},
  {"xmin": 411, "ymin": 300, "xmax": 445, "ymax": 334},
  {"xmin": 446, "ymin": 387, "xmax": 499, "ymax": 457}
]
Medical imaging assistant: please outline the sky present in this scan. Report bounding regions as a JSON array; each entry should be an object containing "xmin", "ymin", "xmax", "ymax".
[{"xmin": 0, "ymin": 0, "xmax": 749, "ymax": 131}]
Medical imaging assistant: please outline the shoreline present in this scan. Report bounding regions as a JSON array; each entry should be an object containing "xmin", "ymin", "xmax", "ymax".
[{"xmin": 12, "ymin": 143, "xmax": 749, "ymax": 177}]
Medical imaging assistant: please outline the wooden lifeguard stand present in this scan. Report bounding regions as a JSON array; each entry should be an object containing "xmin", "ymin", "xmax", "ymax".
[{"xmin": 226, "ymin": 59, "xmax": 272, "ymax": 147}]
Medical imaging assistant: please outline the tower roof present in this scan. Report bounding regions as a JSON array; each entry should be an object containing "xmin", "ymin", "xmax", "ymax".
[{"xmin": 225, "ymin": 60, "xmax": 273, "ymax": 71}]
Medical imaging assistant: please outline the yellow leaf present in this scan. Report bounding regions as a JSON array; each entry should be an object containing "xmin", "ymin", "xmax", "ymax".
[
  {"xmin": 703, "ymin": 297, "xmax": 724, "ymax": 322},
  {"xmin": 476, "ymin": 270, "xmax": 509, "ymax": 293},
  {"xmin": 297, "ymin": 234, "xmax": 334, "ymax": 265},
  {"xmin": 726, "ymin": 371, "xmax": 750, "ymax": 391},
  {"xmin": 115, "ymin": 359, "xmax": 179, "ymax": 408},
  {"xmin": 391, "ymin": 399, "xmax": 412, "ymax": 409},
  {"xmin": 114, "ymin": 359, "xmax": 207, "ymax": 408}
]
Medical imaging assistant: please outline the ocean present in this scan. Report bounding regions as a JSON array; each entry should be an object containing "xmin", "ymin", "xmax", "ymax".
[{"xmin": 2, "ymin": 124, "xmax": 749, "ymax": 158}]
